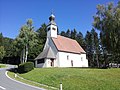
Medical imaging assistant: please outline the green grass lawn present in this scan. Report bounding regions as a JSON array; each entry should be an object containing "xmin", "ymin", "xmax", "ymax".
[
  {"xmin": 18, "ymin": 68, "xmax": 120, "ymax": 90},
  {"xmin": 0, "ymin": 64, "xmax": 6, "ymax": 68},
  {"xmin": 7, "ymin": 71, "xmax": 54, "ymax": 90}
]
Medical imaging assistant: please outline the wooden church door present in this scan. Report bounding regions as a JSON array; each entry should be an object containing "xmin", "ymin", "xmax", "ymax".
[{"xmin": 50, "ymin": 59, "xmax": 54, "ymax": 67}]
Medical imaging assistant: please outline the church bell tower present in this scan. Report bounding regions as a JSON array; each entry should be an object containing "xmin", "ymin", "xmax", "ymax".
[{"xmin": 47, "ymin": 14, "xmax": 57, "ymax": 38}]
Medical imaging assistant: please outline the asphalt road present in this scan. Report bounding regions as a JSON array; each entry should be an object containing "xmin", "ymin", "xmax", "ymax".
[{"xmin": 0, "ymin": 65, "xmax": 45, "ymax": 90}]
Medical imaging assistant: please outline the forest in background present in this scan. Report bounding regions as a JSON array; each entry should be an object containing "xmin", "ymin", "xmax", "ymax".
[{"xmin": 0, "ymin": 1, "xmax": 120, "ymax": 68}]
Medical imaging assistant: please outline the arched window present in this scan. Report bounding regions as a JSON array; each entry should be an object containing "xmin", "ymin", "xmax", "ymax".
[
  {"xmin": 67, "ymin": 55, "xmax": 69, "ymax": 60},
  {"xmin": 48, "ymin": 27, "xmax": 50, "ymax": 31},
  {"xmin": 81, "ymin": 57, "xmax": 83, "ymax": 61},
  {"xmin": 71, "ymin": 60, "xmax": 73, "ymax": 67}
]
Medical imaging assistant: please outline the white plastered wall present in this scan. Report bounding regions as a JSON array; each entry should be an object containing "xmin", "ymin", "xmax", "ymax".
[{"xmin": 58, "ymin": 52, "xmax": 88, "ymax": 67}]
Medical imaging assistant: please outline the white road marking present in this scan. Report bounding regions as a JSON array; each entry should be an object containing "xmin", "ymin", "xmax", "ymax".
[
  {"xmin": 0, "ymin": 86, "xmax": 6, "ymax": 90},
  {"xmin": 5, "ymin": 71, "xmax": 45, "ymax": 90}
]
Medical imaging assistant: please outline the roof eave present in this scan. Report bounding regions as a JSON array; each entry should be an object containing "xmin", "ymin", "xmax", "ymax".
[{"xmin": 58, "ymin": 50, "xmax": 81, "ymax": 54}]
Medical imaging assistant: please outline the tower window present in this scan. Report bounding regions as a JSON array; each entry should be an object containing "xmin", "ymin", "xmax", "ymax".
[
  {"xmin": 48, "ymin": 27, "xmax": 50, "ymax": 31},
  {"xmin": 52, "ymin": 27, "xmax": 56, "ymax": 30}
]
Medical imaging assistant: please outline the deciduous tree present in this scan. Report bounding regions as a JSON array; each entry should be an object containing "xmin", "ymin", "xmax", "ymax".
[
  {"xmin": 93, "ymin": 1, "xmax": 120, "ymax": 63},
  {"xmin": 16, "ymin": 19, "xmax": 38, "ymax": 63},
  {"xmin": 0, "ymin": 46, "xmax": 5, "ymax": 62}
]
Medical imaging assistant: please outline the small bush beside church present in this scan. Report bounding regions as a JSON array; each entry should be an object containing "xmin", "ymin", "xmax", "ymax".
[{"xmin": 18, "ymin": 62, "xmax": 34, "ymax": 73}]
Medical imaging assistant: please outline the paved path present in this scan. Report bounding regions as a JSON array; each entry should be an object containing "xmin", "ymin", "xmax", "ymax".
[{"xmin": 0, "ymin": 65, "xmax": 45, "ymax": 90}]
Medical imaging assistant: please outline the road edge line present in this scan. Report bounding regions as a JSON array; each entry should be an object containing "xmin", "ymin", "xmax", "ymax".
[
  {"xmin": 0, "ymin": 85, "xmax": 6, "ymax": 90},
  {"xmin": 5, "ymin": 71, "xmax": 45, "ymax": 90}
]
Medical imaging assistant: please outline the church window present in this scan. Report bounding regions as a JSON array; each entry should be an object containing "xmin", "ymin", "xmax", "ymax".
[
  {"xmin": 52, "ymin": 27, "xmax": 56, "ymax": 30},
  {"xmin": 71, "ymin": 60, "xmax": 73, "ymax": 67},
  {"xmin": 67, "ymin": 55, "xmax": 69, "ymax": 60},
  {"xmin": 81, "ymin": 57, "xmax": 83, "ymax": 61},
  {"xmin": 37, "ymin": 59, "xmax": 44, "ymax": 64}
]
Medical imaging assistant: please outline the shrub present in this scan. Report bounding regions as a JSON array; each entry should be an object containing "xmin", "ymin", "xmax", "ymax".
[{"xmin": 18, "ymin": 62, "xmax": 34, "ymax": 73}]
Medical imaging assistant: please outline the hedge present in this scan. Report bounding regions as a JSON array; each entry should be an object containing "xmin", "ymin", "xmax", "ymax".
[{"xmin": 18, "ymin": 62, "xmax": 34, "ymax": 73}]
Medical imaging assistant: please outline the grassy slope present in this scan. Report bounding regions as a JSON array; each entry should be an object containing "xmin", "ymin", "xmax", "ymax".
[
  {"xmin": 0, "ymin": 64, "xmax": 6, "ymax": 68},
  {"xmin": 18, "ymin": 68, "xmax": 120, "ymax": 90},
  {"xmin": 7, "ymin": 71, "xmax": 54, "ymax": 90}
]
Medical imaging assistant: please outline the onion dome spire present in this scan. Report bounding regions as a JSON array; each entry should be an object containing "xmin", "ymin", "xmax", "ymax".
[
  {"xmin": 48, "ymin": 13, "xmax": 56, "ymax": 25},
  {"xmin": 49, "ymin": 14, "xmax": 55, "ymax": 21}
]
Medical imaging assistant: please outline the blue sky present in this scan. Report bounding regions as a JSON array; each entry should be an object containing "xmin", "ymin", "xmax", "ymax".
[{"xmin": 0, "ymin": 0, "xmax": 118, "ymax": 39}]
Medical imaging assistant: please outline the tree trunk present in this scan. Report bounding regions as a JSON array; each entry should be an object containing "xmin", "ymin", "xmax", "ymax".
[
  {"xmin": 96, "ymin": 54, "xmax": 99, "ymax": 68},
  {"xmin": 92, "ymin": 53, "xmax": 95, "ymax": 67},
  {"xmin": 25, "ymin": 44, "xmax": 28, "ymax": 63},
  {"xmin": 22, "ymin": 48, "xmax": 25, "ymax": 63},
  {"xmin": 20, "ymin": 51, "xmax": 23, "ymax": 63}
]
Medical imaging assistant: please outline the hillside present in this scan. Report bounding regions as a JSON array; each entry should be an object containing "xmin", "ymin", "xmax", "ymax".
[{"xmin": 18, "ymin": 68, "xmax": 120, "ymax": 90}]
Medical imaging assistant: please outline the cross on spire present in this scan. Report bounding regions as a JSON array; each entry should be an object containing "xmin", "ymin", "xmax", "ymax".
[{"xmin": 51, "ymin": 9, "xmax": 54, "ymax": 15}]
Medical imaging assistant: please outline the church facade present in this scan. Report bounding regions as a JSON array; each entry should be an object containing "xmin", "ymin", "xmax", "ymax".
[{"xmin": 35, "ymin": 14, "xmax": 88, "ymax": 68}]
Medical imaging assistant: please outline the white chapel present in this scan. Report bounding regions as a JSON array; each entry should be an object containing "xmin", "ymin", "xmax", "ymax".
[{"xmin": 35, "ymin": 14, "xmax": 88, "ymax": 68}]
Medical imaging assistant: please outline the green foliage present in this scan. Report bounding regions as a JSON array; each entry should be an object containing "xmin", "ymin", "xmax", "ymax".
[
  {"xmin": 17, "ymin": 24, "xmax": 38, "ymax": 49},
  {"xmin": 85, "ymin": 29, "xmax": 101, "ymax": 67},
  {"xmin": 0, "ymin": 64, "xmax": 6, "ymax": 68},
  {"xmin": 76, "ymin": 31, "xmax": 85, "ymax": 49},
  {"xmin": 93, "ymin": 1, "xmax": 120, "ymax": 62},
  {"xmin": 36, "ymin": 23, "xmax": 47, "ymax": 47},
  {"xmin": 0, "ymin": 33, "xmax": 3, "ymax": 46},
  {"xmin": 85, "ymin": 31, "xmax": 93, "ymax": 66},
  {"xmin": 60, "ymin": 31, "xmax": 66, "ymax": 36},
  {"xmin": 71, "ymin": 29, "xmax": 77, "ymax": 39},
  {"xmin": 0, "ymin": 46, "xmax": 5, "ymax": 62},
  {"xmin": 18, "ymin": 62, "xmax": 34, "ymax": 73},
  {"xmin": 65, "ymin": 29, "xmax": 71, "ymax": 38},
  {"xmin": 35, "ymin": 23, "xmax": 47, "ymax": 58},
  {"xmin": 0, "ymin": 32, "xmax": 20, "ymax": 64},
  {"xmin": 16, "ymin": 19, "xmax": 38, "ymax": 63},
  {"xmin": 18, "ymin": 68, "xmax": 120, "ymax": 90},
  {"xmin": 3, "ymin": 37, "xmax": 15, "ymax": 57},
  {"xmin": 0, "ymin": 33, "xmax": 5, "ymax": 62}
]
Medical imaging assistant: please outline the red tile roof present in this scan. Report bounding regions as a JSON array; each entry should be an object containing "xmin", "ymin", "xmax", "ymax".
[{"xmin": 52, "ymin": 35, "xmax": 86, "ymax": 54}]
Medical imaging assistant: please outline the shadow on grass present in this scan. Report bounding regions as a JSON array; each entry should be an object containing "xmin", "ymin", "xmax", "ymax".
[
  {"xmin": 68, "ymin": 66, "xmax": 110, "ymax": 69},
  {"xmin": 7, "ymin": 67, "xmax": 33, "ymax": 74},
  {"xmin": 7, "ymin": 68, "xmax": 18, "ymax": 73}
]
